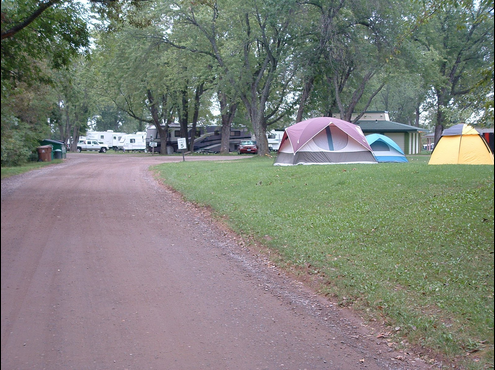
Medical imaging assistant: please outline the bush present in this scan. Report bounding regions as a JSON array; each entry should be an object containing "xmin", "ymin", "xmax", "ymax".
[
  {"xmin": 1, "ymin": 116, "xmax": 44, "ymax": 166},
  {"xmin": 1, "ymin": 132, "xmax": 35, "ymax": 166}
]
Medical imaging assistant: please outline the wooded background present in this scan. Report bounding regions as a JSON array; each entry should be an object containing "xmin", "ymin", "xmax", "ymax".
[{"xmin": 1, "ymin": 0, "xmax": 493, "ymax": 163}]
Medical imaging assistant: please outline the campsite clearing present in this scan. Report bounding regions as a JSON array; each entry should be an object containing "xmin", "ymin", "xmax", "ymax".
[
  {"xmin": 153, "ymin": 155, "xmax": 494, "ymax": 369},
  {"xmin": 2, "ymin": 153, "xmax": 436, "ymax": 370}
]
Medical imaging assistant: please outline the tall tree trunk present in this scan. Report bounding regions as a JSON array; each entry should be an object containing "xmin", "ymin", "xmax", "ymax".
[
  {"xmin": 240, "ymin": 92, "xmax": 271, "ymax": 157},
  {"xmin": 220, "ymin": 122, "xmax": 231, "ymax": 153},
  {"xmin": 433, "ymin": 88, "xmax": 448, "ymax": 145},
  {"xmin": 67, "ymin": 106, "xmax": 76, "ymax": 152},
  {"xmin": 71, "ymin": 130, "xmax": 80, "ymax": 152},
  {"xmin": 243, "ymin": 97, "xmax": 269, "ymax": 155},
  {"xmin": 218, "ymin": 90, "xmax": 238, "ymax": 154},
  {"xmin": 179, "ymin": 88, "xmax": 189, "ymax": 149},
  {"xmin": 147, "ymin": 89, "xmax": 170, "ymax": 154},
  {"xmin": 190, "ymin": 82, "xmax": 205, "ymax": 153},
  {"xmin": 296, "ymin": 77, "xmax": 314, "ymax": 123},
  {"xmin": 158, "ymin": 118, "xmax": 172, "ymax": 155}
]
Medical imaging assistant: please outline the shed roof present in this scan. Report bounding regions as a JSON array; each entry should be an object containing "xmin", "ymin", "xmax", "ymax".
[
  {"xmin": 41, "ymin": 139, "xmax": 65, "ymax": 145},
  {"xmin": 356, "ymin": 120, "xmax": 423, "ymax": 133}
]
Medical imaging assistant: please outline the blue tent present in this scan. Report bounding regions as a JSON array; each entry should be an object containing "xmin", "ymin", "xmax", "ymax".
[{"xmin": 366, "ymin": 134, "xmax": 408, "ymax": 163}]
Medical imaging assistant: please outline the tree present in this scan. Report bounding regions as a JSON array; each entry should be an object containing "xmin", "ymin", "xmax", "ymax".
[
  {"xmin": 91, "ymin": 28, "xmax": 171, "ymax": 153},
  {"xmin": 373, "ymin": 76, "xmax": 428, "ymax": 127},
  {"xmin": 50, "ymin": 59, "xmax": 93, "ymax": 151},
  {"xmin": 1, "ymin": 0, "xmax": 62, "ymax": 40},
  {"xmin": 296, "ymin": 0, "xmax": 420, "ymax": 122},
  {"xmin": 1, "ymin": 78, "xmax": 53, "ymax": 165},
  {"xmin": 291, "ymin": 0, "xmax": 344, "ymax": 122},
  {"xmin": 163, "ymin": 9, "xmax": 240, "ymax": 154},
  {"xmin": 158, "ymin": 0, "xmax": 301, "ymax": 155},
  {"xmin": 1, "ymin": 0, "xmax": 91, "ymax": 163},
  {"xmin": 90, "ymin": 21, "xmax": 216, "ymax": 153},
  {"xmin": 93, "ymin": 105, "xmax": 127, "ymax": 132},
  {"xmin": 413, "ymin": 2, "xmax": 494, "ymax": 143},
  {"xmin": 1, "ymin": 0, "xmax": 90, "ymax": 86}
]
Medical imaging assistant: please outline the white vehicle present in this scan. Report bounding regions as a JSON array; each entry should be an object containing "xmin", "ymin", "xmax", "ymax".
[
  {"xmin": 267, "ymin": 130, "xmax": 285, "ymax": 151},
  {"xmin": 87, "ymin": 130, "xmax": 126, "ymax": 150},
  {"xmin": 76, "ymin": 139, "xmax": 109, "ymax": 153},
  {"xmin": 111, "ymin": 133, "xmax": 126, "ymax": 150},
  {"xmin": 118, "ymin": 132, "xmax": 147, "ymax": 152}
]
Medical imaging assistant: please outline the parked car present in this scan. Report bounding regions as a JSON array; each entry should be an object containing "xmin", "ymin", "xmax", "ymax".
[
  {"xmin": 76, "ymin": 139, "xmax": 109, "ymax": 153},
  {"xmin": 238, "ymin": 140, "xmax": 258, "ymax": 154}
]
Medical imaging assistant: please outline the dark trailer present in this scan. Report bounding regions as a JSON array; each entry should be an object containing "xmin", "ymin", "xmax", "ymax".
[{"xmin": 146, "ymin": 125, "xmax": 252, "ymax": 154}]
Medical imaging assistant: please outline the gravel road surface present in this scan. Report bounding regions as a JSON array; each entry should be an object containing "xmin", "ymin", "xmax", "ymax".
[{"xmin": 1, "ymin": 153, "xmax": 433, "ymax": 370}]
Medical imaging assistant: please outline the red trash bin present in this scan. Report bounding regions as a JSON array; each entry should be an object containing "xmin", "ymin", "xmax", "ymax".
[{"xmin": 37, "ymin": 145, "xmax": 52, "ymax": 162}]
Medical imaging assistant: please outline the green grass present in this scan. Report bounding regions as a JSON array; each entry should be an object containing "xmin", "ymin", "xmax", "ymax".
[
  {"xmin": 152, "ymin": 155, "xmax": 494, "ymax": 369},
  {"xmin": 1, "ymin": 159, "xmax": 63, "ymax": 179}
]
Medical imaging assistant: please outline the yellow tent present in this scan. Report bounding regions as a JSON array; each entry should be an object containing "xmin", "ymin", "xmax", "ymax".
[{"xmin": 429, "ymin": 124, "xmax": 494, "ymax": 165}]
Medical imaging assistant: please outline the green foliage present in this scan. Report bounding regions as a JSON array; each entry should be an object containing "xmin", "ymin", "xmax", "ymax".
[
  {"xmin": 1, "ymin": 118, "xmax": 47, "ymax": 166},
  {"xmin": 1, "ymin": 0, "xmax": 90, "ymax": 86},
  {"xmin": 414, "ymin": 2, "xmax": 494, "ymax": 131},
  {"xmin": 2, "ymin": 0, "xmax": 493, "ymax": 166},
  {"xmin": 91, "ymin": 104, "xmax": 142, "ymax": 133},
  {"xmin": 90, "ymin": 20, "xmax": 217, "ymax": 133},
  {"xmin": 50, "ymin": 59, "xmax": 94, "ymax": 147},
  {"xmin": 1, "ymin": 0, "xmax": 92, "ymax": 161},
  {"xmin": 153, "ymin": 157, "xmax": 494, "ymax": 367},
  {"xmin": 1, "ymin": 82, "xmax": 52, "ymax": 165}
]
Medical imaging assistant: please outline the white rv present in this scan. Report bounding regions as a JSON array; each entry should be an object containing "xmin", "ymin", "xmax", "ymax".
[
  {"xmin": 267, "ymin": 130, "xmax": 285, "ymax": 151},
  {"xmin": 111, "ymin": 132, "xmax": 126, "ymax": 150},
  {"xmin": 86, "ymin": 130, "xmax": 126, "ymax": 150},
  {"xmin": 118, "ymin": 132, "xmax": 147, "ymax": 152}
]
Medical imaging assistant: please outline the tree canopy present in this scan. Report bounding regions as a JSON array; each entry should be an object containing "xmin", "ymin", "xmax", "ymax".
[{"xmin": 1, "ymin": 0, "xmax": 493, "ymax": 163}]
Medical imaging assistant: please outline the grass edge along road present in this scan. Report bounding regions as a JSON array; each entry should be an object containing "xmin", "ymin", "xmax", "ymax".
[
  {"xmin": 152, "ymin": 155, "xmax": 494, "ymax": 370},
  {"xmin": 1, "ymin": 159, "xmax": 63, "ymax": 179}
]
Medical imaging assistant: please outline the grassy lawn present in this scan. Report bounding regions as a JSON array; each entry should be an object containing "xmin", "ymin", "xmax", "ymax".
[
  {"xmin": 152, "ymin": 155, "xmax": 494, "ymax": 369},
  {"xmin": 1, "ymin": 159, "xmax": 63, "ymax": 179}
]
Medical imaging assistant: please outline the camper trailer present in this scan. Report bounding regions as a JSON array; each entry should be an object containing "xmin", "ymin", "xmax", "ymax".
[
  {"xmin": 86, "ymin": 130, "xmax": 126, "ymax": 150},
  {"xmin": 111, "ymin": 132, "xmax": 126, "ymax": 150},
  {"xmin": 267, "ymin": 130, "xmax": 284, "ymax": 151},
  {"xmin": 146, "ymin": 124, "xmax": 252, "ymax": 153},
  {"xmin": 193, "ymin": 126, "xmax": 253, "ymax": 153},
  {"xmin": 118, "ymin": 132, "xmax": 147, "ymax": 152}
]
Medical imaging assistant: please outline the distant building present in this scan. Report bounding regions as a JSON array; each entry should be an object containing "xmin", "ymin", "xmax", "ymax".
[{"xmin": 333, "ymin": 111, "xmax": 424, "ymax": 155}]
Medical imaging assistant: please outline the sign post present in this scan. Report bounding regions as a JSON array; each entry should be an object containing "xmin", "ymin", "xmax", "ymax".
[
  {"xmin": 177, "ymin": 138, "xmax": 187, "ymax": 162},
  {"xmin": 149, "ymin": 140, "xmax": 157, "ymax": 155}
]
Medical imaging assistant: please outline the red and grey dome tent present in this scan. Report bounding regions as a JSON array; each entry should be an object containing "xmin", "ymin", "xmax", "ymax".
[{"xmin": 274, "ymin": 117, "xmax": 377, "ymax": 166}]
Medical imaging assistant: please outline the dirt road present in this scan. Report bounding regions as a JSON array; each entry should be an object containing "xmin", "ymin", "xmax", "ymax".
[{"xmin": 2, "ymin": 153, "xmax": 432, "ymax": 370}]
